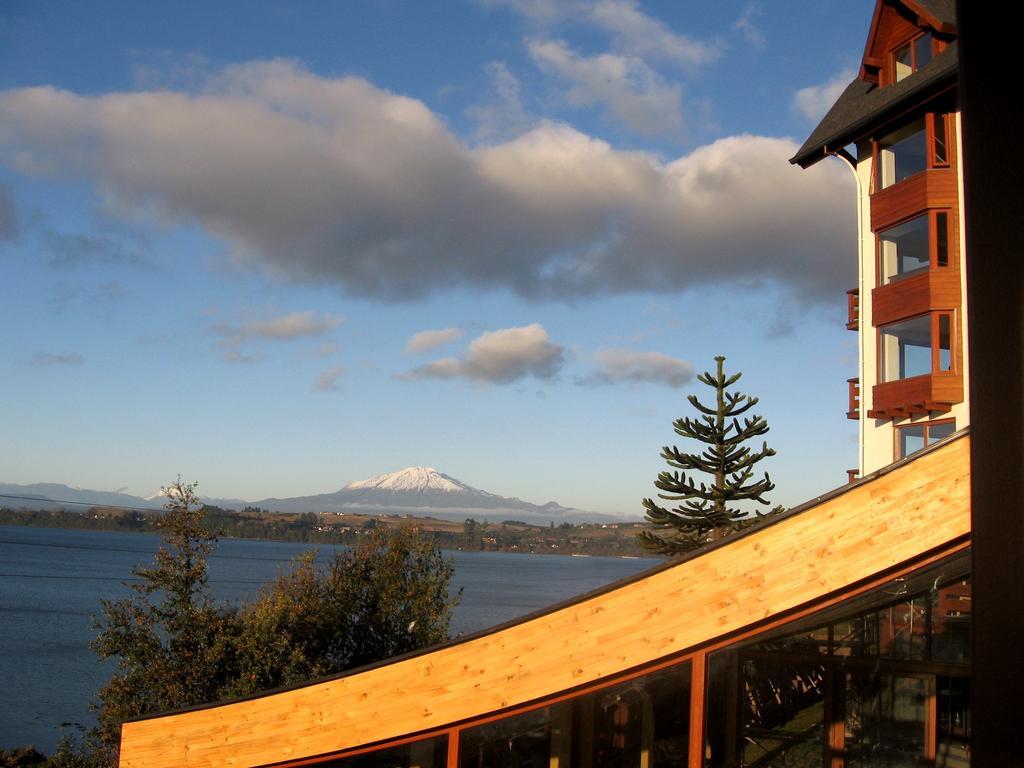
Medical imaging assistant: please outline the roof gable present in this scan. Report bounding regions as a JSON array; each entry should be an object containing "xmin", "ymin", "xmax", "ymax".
[{"xmin": 861, "ymin": 0, "xmax": 957, "ymax": 83}]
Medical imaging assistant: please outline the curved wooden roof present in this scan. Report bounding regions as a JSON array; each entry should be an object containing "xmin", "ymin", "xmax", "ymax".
[{"xmin": 119, "ymin": 433, "xmax": 971, "ymax": 768}]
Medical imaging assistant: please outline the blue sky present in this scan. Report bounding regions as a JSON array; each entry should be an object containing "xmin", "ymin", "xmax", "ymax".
[{"xmin": 0, "ymin": 1, "xmax": 870, "ymax": 516}]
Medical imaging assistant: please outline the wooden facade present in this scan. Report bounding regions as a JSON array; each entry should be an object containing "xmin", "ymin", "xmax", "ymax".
[{"xmin": 119, "ymin": 434, "xmax": 971, "ymax": 768}]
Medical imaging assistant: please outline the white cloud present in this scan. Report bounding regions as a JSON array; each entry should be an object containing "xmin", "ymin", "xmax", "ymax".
[
  {"xmin": 214, "ymin": 310, "xmax": 343, "ymax": 342},
  {"xmin": 405, "ymin": 327, "xmax": 464, "ymax": 354},
  {"xmin": 467, "ymin": 62, "xmax": 534, "ymax": 142},
  {"xmin": 578, "ymin": 349, "xmax": 693, "ymax": 387},
  {"xmin": 0, "ymin": 62, "xmax": 853, "ymax": 302},
  {"xmin": 400, "ymin": 323, "xmax": 564, "ymax": 383},
  {"xmin": 528, "ymin": 39, "xmax": 684, "ymax": 137},
  {"xmin": 485, "ymin": 1, "xmax": 721, "ymax": 68},
  {"xmin": 314, "ymin": 366, "xmax": 346, "ymax": 392},
  {"xmin": 793, "ymin": 68, "xmax": 857, "ymax": 122},
  {"xmin": 211, "ymin": 309, "xmax": 343, "ymax": 362},
  {"xmin": 733, "ymin": 4, "xmax": 766, "ymax": 50},
  {"xmin": 589, "ymin": 0, "xmax": 721, "ymax": 67}
]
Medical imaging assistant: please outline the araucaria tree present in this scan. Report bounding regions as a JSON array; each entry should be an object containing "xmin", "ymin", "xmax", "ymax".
[{"xmin": 638, "ymin": 356, "xmax": 776, "ymax": 556}]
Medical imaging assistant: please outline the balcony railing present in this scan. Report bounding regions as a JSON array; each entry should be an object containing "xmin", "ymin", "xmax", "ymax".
[
  {"xmin": 847, "ymin": 377, "xmax": 860, "ymax": 420},
  {"xmin": 868, "ymin": 373, "xmax": 961, "ymax": 420},
  {"xmin": 846, "ymin": 288, "xmax": 859, "ymax": 331}
]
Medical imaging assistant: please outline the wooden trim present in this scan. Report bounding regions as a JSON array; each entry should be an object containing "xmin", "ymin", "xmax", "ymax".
[
  {"xmin": 445, "ymin": 729, "xmax": 459, "ymax": 768},
  {"xmin": 872, "ymin": 269, "xmax": 960, "ymax": 326},
  {"xmin": 687, "ymin": 652, "xmax": 706, "ymax": 768},
  {"xmin": 869, "ymin": 374, "xmax": 962, "ymax": 418},
  {"xmin": 119, "ymin": 437, "xmax": 972, "ymax": 768},
  {"xmin": 265, "ymin": 730, "xmax": 454, "ymax": 768},
  {"xmin": 871, "ymin": 167, "xmax": 958, "ymax": 231},
  {"xmin": 893, "ymin": 416, "xmax": 956, "ymax": 461}
]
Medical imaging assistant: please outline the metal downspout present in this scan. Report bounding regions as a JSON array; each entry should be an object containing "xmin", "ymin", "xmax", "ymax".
[{"xmin": 832, "ymin": 148, "xmax": 866, "ymax": 476}]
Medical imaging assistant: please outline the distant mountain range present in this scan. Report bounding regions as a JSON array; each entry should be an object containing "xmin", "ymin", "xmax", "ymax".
[{"xmin": 0, "ymin": 467, "xmax": 618, "ymax": 525}]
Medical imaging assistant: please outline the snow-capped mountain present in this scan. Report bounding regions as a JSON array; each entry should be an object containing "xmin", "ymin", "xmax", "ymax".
[
  {"xmin": 247, "ymin": 467, "xmax": 616, "ymax": 523},
  {"xmin": 2, "ymin": 468, "xmax": 619, "ymax": 524},
  {"xmin": 344, "ymin": 467, "xmax": 480, "ymax": 495}
]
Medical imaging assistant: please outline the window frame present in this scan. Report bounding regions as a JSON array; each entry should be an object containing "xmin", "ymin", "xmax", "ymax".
[
  {"xmin": 876, "ymin": 310, "xmax": 957, "ymax": 384},
  {"xmin": 872, "ymin": 112, "xmax": 953, "ymax": 191},
  {"xmin": 876, "ymin": 209, "xmax": 955, "ymax": 286},
  {"xmin": 888, "ymin": 31, "xmax": 934, "ymax": 85},
  {"xmin": 894, "ymin": 418, "xmax": 956, "ymax": 460}
]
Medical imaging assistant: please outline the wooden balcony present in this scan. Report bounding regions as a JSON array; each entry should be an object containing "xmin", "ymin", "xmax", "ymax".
[
  {"xmin": 868, "ymin": 373, "xmax": 962, "ymax": 420},
  {"xmin": 846, "ymin": 377, "xmax": 860, "ymax": 420},
  {"xmin": 870, "ymin": 167, "xmax": 957, "ymax": 231},
  {"xmin": 846, "ymin": 288, "xmax": 859, "ymax": 331},
  {"xmin": 872, "ymin": 269, "xmax": 961, "ymax": 327}
]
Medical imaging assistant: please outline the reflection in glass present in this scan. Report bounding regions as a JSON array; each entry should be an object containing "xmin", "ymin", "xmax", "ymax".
[
  {"xmin": 321, "ymin": 737, "xmax": 448, "ymax": 768},
  {"xmin": 459, "ymin": 663, "xmax": 691, "ymax": 768},
  {"xmin": 845, "ymin": 674, "xmax": 929, "ymax": 768},
  {"xmin": 880, "ymin": 316, "xmax": 932, "ymax": 381},
  {"xmin": 879, "ymin": 216, "xmax": 930, "ymax": 284},
  {"xmin": 934, "ymin": 115, "xmax": 949, "ymax": 166},
  {"xmin": 899, "ymin": 426, "xmax": 926, "ymax": 460},
  {"xmin": 936, "ymin": 212, "xmax": 949, "ymax": 266},
  {"xmin": 893, "ymin": 44, "xmax": 913, "ymax": 82},
  {"xmin": 461, "ymin": 705, "xmax": 563, "ymax": 768},
  {"xmin": 939, "ymin": 315, "xmax": 952, "ymax": 371},
  {"xmin": 915, "ymin": 33, "xmax": 933, "ymax": 70},
  {"xmin": 879, "ymin": 121, "xmax": 927, "ymax": 187},
  {"xmin": 741, "ymin": 658, "xmax": 825, "ymax": 767},
  {"xmin": 705, "ymin": 562, "xmax": 971, "ymax": 767}
]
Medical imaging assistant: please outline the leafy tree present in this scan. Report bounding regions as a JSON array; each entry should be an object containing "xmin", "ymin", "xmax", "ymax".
[
  {"xmin": 330, "ymin": 525, "xmax": 460, "ymax": 670},
  {"xmin": 228, "ymin": 527, "xmax": 460, "ymax": 696},
  {"xmin": 90, "ymin": 479, "xmax": 235, "ymax": 763},
  {"xmin": 86, "ymin": 480, "xmax": 460, "ymax": 765},
  {"xmin": 638, "ymin": 356, "xmax": 776, "ymax": 556}
]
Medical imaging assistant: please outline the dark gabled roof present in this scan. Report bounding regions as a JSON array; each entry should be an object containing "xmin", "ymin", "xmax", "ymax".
[
  {"xmin": 910, "ymin": 0, "xmax": 957, "ymax": 30},
  {"xmin": 791, "ymin": 41, "xmax": 958, "ymax": 168}
]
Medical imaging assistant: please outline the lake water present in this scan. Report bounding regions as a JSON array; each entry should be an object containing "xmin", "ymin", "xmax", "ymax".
[{"xmin": 0, "ymin": 525, "xmax": 656, "ymax": 753}]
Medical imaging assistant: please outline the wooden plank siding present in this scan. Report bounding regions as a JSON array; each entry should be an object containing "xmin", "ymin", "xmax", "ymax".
[
  {"xmin": 871, "ymin": 268, "xmax": 960, "ymax": 326},
  {"xmin": 870, "ymin": 167, "xmax": 958, "ymax": 231},
  {"xmin": 119, "ymin": 435, "xmax": 972, "ymax": 768}
]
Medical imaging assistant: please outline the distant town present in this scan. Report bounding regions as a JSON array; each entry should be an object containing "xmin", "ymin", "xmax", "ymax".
[{"xmin": 0, "ymin": 504, "xmax": 658, "ymax": 558}]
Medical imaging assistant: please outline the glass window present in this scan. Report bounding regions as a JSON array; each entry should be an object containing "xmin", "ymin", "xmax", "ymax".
[
  {"xmin": 933, "ymin": 114, "xmax": 949, "ymax": 166},
  {"xmin": 897, "ymin": 420, "xmax": 956, "ymax": 460},
  {"xmin": 844, "ymin": 673, "xmax": 931, "ymax": 767},
  {"xmin": 459, "ymin": 663, "xmax": 691, "ymax": 768},
  {"xmin": 929, "ymin": 421, "xmax": 955, "ymax": 443},
  {"xmin": 938, "ymin": 314, "xmax": 952, "ymax": 370},
  {"xmin": 898, "ymin": 426, "xmax": 927, "ymax": 459},
  {"xmin": 892, "ymin": 33, "xmax": 932, "ymax": 84},
  {"xmin": 320, "ymin": 737, "xmax": 449, "ymax": 768},
  {"xmin": 878, "ymin": 120, "xmax": 927, "ymax": 188},
  {"xmin": 879, "ymin": 215, "xmax": 930, "ymax": 283},
  {"xmin": 705, "ymin": 556, "xmax": 971, "ymax": 767},
  {"xmin": 893, "ymin": 43, "xmax": 913, "ymax": 82},
  {"xmin": 915, "ymin": 33, "xmax": 933, "ymax": 70},
  {"xmin": 936, "ymin": 212, "xmax": 949, "ymax": 266},
  {"xmin": 880, "ymin": 315, "xmax": 932, "ymax": 382}
]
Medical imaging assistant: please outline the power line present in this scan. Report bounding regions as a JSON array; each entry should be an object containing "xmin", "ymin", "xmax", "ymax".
[{"xmin": 0, "ymin": 493, "xmax": 162, "ymax": 514}]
